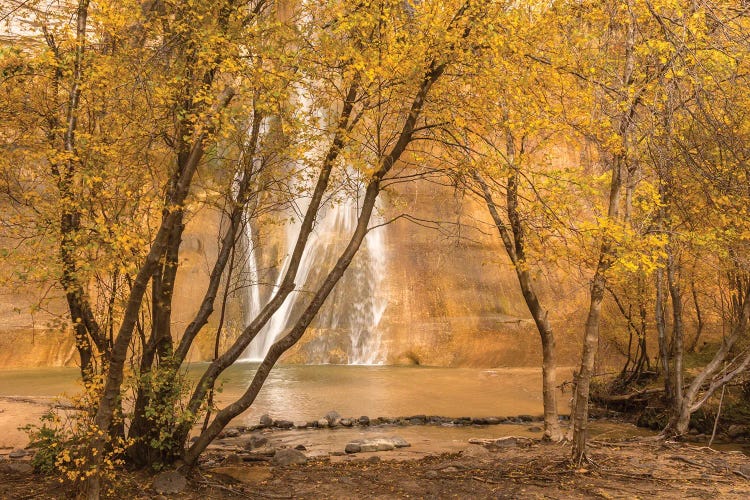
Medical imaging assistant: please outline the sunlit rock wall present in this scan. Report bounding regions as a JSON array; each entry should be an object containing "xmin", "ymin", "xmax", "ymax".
[{"xmin": 0, "ymin": 178, "xmax": 589, "ymax": 369}]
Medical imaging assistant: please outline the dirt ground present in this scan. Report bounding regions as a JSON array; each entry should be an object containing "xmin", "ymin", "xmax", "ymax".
[{"xmin": 2, "ymin": 438, "xmax": 749, "ymax": 499}]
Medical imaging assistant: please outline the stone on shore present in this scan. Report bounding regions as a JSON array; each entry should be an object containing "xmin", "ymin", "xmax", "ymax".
[
  {"xmin": 0, "ymin": 462, "xmax": 33, "ymax": 474},
  {"xmin": 210, "ymin": 466, "xmax": 272, "ymax": 484},
  {"xmin": 324, "ymin": 411, "xmax": 341, "ymax": 427},
  {"xmin": 274, "ymin": 419, "xmax": 294, "ymax": 429},
  {"xmin": 242, "ymin": 436, "xmax": 269, "ymax": 450},
  {"xmin": 8, "ymin": 449, "xmax": 27, "ymax": 459},
  {"xmin": 152, "ymin": 470, "xmax": 187, "ymax": 495},
  {"xmin": 272, "ymin": 448, "xmax": 308, "ymax": 466},
  {"xmin": 344, "ymin": 437, "xmax": 410, "ymax": 454},
  {"xmin": 259, "ymin": 414, "xmax": 273, "ymax": 428}
]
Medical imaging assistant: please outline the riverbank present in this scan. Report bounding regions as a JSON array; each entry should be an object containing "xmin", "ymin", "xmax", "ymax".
[{"xmin": 2, "ymin": 435, "xmax": 749, "ymax": 499}]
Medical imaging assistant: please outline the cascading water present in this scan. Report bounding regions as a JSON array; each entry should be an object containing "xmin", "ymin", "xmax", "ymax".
[{"xmin": 241, "ymin": 197, "xmax": 388, "ymax": 364}]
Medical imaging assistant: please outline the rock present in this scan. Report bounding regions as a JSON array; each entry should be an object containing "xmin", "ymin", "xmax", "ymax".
[
  {"xmin": 518, "ymin": 415, "xmax": 533, "ymax": 422},
  {"xmin": 0, "ymin": 462, "xmax": 33, "ymax": 474},
  {"xmin": 461, "ymin": 444, "xmax": 492, "ymax": 460},
  {"xmin": 727, "ymin": 425, "xmax": 748, "ymax": 439},
  {"xmin": 8, "ymin": 449, "xmax": 27, "ymax": 459},
  {"xmin": 471, "ymin": 417, "xmax": 489, "ymax": 425},
  {"xmin": 345, "ymin": 442, "xmax": 362, "ymax": 454},
  {"xmin": 272, "ymin": 448, "xmax": 307, "ymax": 466},
  {"xmin": 316, "ymin": 418, "xmax": 329, "ymax": 428},
  {"xmin": 340, "ymin": 418, "xmax": 353, "ymax": 427},
  {"xmin": 152, "ymin": 470, "xmax": 187, "ymax": 495},
  {"xmin": 527, "ymin": 426, "xmax": 543, "ymax": 432},
  {"xmin": 294, "ymin": 444, "xmax": 307, "ymax": 451},
  {"xmin": 489, "ymin": 436, "xmax": 533, "ymax": 448},
  {"xmin": 252, "ymin": 446, "xmax": 277, "ymax": 457},
  {"xmin": 425, "ymin": 470, "xmax": 440, "ymax": 479},
  {"xmin": 366, "ymin": 455, "xmax": 381, "ymax": 463},
  {"xmin": 325, "ymin": 411, "xmax": 342, "ymax": 427},
  {"xmin": 493, "ymin": 437, "xmax": 519, "ymax": 447},
  {"xmin": 223, "ymin": 453, "xmax": 243, "ymax": 465},
  {"xmin": 243, "ymin": 436, "xmax": 269, "ymax": 450},
  {"xmin": 259, "ymin": 414, "xmax": 273, "ymax": 428},
  {"xmin": 358, "ymin": 416, "xmax": 370, "ymax": 426},
  {"xmin": 408, "ymin": 415, "xmax": 426, "ymax": 424},
  {"xmin": 294, "ymin": 421, "xmax": 308, "ymax": 429},
  {"xmin": 359, "ymin": 442, "xmax": 378, "ymax": 452},
  {"xmin": 210, "ymin": 466, "xmax": 272, "ymax": 484},
  {"xmin": 274, "ymin": 420, "xmax": 294, "ymax": 429},
  {"xmin": 390, "ymin": 436, "xmax": 411, "ymax": 448},
  {"xmin": 224, "ymin": 427, "xmax": 241, "ymax": 438}
]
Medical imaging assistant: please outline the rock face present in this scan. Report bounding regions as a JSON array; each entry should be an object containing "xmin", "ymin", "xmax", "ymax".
[
  {"xmin": 272, "ymin": 448, "xmax": 307, "ymax": 466},
  {"xmin": 152, "ymin": 471, "xmax": 187, "ymax": 495},
  {"xmin": 1, "ymin": 167, "xmax": 591, "ymax": 369}
]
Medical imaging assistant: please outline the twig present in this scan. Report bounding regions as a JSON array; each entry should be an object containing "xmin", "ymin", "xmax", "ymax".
[{"xmin": 708, "ymin": 373, "xmax": 727, "ymax": 448}]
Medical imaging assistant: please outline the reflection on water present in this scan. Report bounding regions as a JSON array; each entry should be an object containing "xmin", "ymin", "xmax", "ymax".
[{"xmin": 0, "ymin": 364, "xmax": 571, "ymax": 424}]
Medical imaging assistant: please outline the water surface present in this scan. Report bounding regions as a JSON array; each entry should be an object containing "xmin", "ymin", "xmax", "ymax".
[{"xmin": 0, "ymin": 364, "xmax": 570, "ymax": 424}]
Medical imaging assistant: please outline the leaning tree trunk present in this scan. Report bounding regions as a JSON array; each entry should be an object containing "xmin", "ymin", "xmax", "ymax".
[{"xmin": 183, "ymin": 55, "xmax": 450, "ymax": 464}]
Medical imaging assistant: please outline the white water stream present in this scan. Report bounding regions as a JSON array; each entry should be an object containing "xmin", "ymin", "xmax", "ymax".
[{"xmin": 241, "ymin": 198, "xmax": 388, "ymax": 364}]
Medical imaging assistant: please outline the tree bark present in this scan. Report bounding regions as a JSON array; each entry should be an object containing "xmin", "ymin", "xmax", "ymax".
[{"xmin": 474, "ymin": 170, "xmax": 561, "ymax": 441}]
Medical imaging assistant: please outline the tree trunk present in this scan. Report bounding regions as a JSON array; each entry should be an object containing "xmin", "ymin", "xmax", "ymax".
[
  {"xmin": 571, "ymin": 270, "xmax": 606, "ymax": 463},
  {"xmin": 474, "ymin": 158, "xmax": 561, "ymax": 441}
]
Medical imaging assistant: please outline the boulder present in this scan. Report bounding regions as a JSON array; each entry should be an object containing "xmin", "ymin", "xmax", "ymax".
[
  {"xmin": 274, "ymin": 420, "xmax": 294, "ymax": 429},
  {"xmin": 340, "ymin": 418, "xmax": 353, "ymax": 427},
  {"xmin": 152, "ymin": 470, "xmax": 187, "ymax": 495},
  {"xmin": 294, "ymin": 421, "xmax": 308, "ymax": 429},
  {"xmin": 390, "ymin": 436, "xmax": 411, "ymax": 448},
  {"xmin": 243, "ymin": 436, "xmax": 269, "ymax": 450},
  {"xmin": 346, "ymin": 437, "xmax": 408, "ymax": 453},
  {"xmin": 8, "ymin": 449, "xmax": 27, "ymax": 459},
  {"xmin": 358, "ymin": 416, "xmax": 370, "ymax": 426},
  {"xmin": 272, "ymin": 448, "xmax": 307, "ymax": 466},
  {"xmin": 324, "ymin": 411, "xmax": 342, "ymax": 427},
  {"xmin": 461, "ymin": 444, "xmax": 492, "ymax": 460},
  {"xmin": 210, "ymin": 466, "xmax": 272, "ymax": 484},
  {"xmin": 224, "ymin": 427, "xmax": 241, "ymax": 438},
  {"xmin": 223, "ymin": 453, "xmax": 243, "ymax": 465},
  {"xmin": 0, "ymin": 462, "xmax": 33, "ymax": 474},
  {"xmin": 316, "ymin": 418, "xmax": 329, "ymax": 428},
  {"xmin": 294, "ymin": 444, "xmax": 307, "ymax": 451},
  {"xmin": 345, "ymin": 442, "xmax": 362, "ymax": 454},
  {"xmin": 259, "ymin": 414, "xmax": 273, "ymax": 428}
]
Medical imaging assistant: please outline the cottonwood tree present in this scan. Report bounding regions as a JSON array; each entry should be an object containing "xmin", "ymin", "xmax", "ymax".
[
  {"xmin": 446, "ymin": 2, "xmax": 579, "ymax": 442},
  {"xmin": 640, "ymin": 0, "xmax": 750, "ymax": 436},
  {"xmin": 2, "ymin": 0, "xmax": 499, "ymax": 496}
]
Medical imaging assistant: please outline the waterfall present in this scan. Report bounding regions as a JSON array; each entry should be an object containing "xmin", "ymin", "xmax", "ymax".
[{"xmin": 241, "ymin": 198, "xmax": 388, "ymax": 364}]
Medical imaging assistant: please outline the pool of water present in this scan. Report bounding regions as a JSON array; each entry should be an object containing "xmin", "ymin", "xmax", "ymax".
[{"xmin": 0, "ymin": 364, "xmax": 572, "ymax": 425}]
